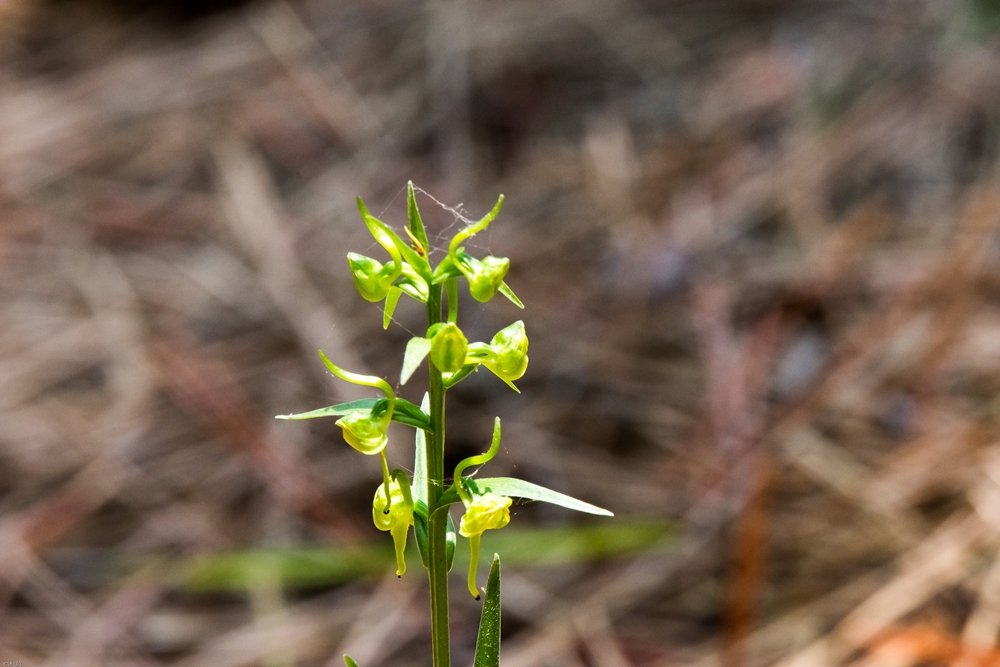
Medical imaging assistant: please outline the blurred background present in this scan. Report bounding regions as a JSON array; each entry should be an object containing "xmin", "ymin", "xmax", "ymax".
[{"xmin": 4, "ymin": 0, "xmax": 1000, "ymax": 665}]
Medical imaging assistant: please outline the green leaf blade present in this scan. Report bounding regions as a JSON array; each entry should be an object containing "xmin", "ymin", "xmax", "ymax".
[
  {"xmin": 474, "ymin": 478, "xmax": 613, "ymax": 516},
  {"xmin": 275, "ymin": 397, "xmax": 431, "ymax": 432},
  {"xmin": 407, "ymin": 181, "xmax": 430, "ymax": 252},
  {"xmin": 473, "ymin": 554, "xmax": 501, "ymax": 667},
  {"xmin": 413, "ymin": 393, "xmax": 430, "ymax": 567},
  {"xmin": 275, "ymin": 399, "xmax": 378, "ymax": 420},
  {"xmin": 344, "ymin": 655, "xmax": 362, "ymax": 667},
  {"xmin": 401, "ymin": 337, "xmax": 431, "ymax": 385}
]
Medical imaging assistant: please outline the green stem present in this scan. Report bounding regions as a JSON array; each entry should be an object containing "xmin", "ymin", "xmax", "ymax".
[
  {"xmin": 446, "ymin": 278, "xmax": 458, "ymax": 323},
  {"xmin": 426, "ymin": 284, "xmax": 450, "ymax": 667}
]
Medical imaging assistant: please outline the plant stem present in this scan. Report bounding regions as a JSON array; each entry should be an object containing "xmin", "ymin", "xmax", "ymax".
[{"xmin": 426, "ymin": 283, "xmax": 450, "ymax": 667}]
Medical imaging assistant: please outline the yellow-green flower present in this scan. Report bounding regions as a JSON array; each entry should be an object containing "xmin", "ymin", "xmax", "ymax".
[
  {"xmin": 336, "ymin": 412, "xmax": 389, "ymax": 455},
  {"xmin": 483, "ymin": 320, "xmax": 527, "ymax": 382},
  {"xmin": 465, "ymin": 321, "xmax": 529, "ymax": 391},
  {"xmin": 373, "ymin": 475, "xmax": 414, "ymax": 577},
  {"xmin": 430, "ymin": 322, "xmax": 469, "ymax": 373},
  {"xmin": 347, "ymin": 252, "xmax": 399, "ymax": 302},
  {"xmin": 460, "ymin": 491, "xmax": 512, "ymax": 598},
  {"xmin": 463, "ymin": 255, "xmax": 510, "ymax": 303},
  {"xmin": 319, "ymin": 351, "xmax": 395, "ymax": 455},
  {"xmin": 459, "ymin": 492, "xmax": 511, "ymax": 537}
]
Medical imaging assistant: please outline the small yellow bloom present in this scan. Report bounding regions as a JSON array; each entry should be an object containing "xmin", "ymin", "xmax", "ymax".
[
  {"xmin": 335, "ymin": 412, "xmax": 389, "ymax": 455},
  {"xmin": 460, "ymin": 491, "xmax": 512, "ymax": 598},
  {"xmin": 373, "ymin": 476, "xmax": 414, "ymax": 577}
]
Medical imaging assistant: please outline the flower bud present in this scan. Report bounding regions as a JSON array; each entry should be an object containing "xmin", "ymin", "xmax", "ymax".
[
  {"xmin": 484, "ymin": 320, "xmax": 528, "ymax": 382},
  {"xmin": 466, "ymin": 255, "xmax": 510, "ymax": 303},
  {"xmin": 347, "ymin": 252, "xmax": 395, "ymax": 302},
  {"xmin": 459, "ymin": 492, "xmax": 512, "ymax": 538},
  {"xmin": 373, "ymin": 477, "xmax": 414, "ymax": 576},
  {"xmin": 430, "ymin": 322, "xmax": 469, "ymax": 373},
  {"xmin": 335, "ymin": 412, "xmax": 389, "ymax": 455}
]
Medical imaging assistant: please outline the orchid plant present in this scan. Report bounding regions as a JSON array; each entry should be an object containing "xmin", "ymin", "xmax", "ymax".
[{"xmin": 278, "ymin": 183, "xmax": 612, "ymax": 667}]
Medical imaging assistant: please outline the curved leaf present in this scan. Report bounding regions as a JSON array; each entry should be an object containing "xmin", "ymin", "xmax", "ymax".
[
  {"xmin": 473, "ymin": 554, "xmax": 501, "ymax": 667},
  {"xmin": 344, "ymin": 655, "xmax": 361, "ymax": 667},
  {"xmin": 446, "ymin": 512, "xmax": 457, "ymax": 572},
  {"xmin": 474, "ymin": 478, "xmax": 613, "ymax": 516}
]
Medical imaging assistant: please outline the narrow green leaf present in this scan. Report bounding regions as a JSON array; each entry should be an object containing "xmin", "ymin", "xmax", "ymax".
[
  {"xmin": 413, "ymin": 393, "xmax": 430, "ymax": 568},
  {"xmin": 344, "ymin": 655, "xmax": 361, "ymax": 667},
  {"xmin": 276, "ymin": 398, "xmax": 432, "ymax": 432},
  {"xmin": 474, "ymin": 478, "xmax": 613, "ymax": 516},
  {"xmin": 401, "ymin": 337, "xmax": 432, "ymax": 385},
  {"xmin": 406, "ymin": 181, "xmax": 430, "ymax": 253},
  {"xmin": 412, "ymin": 393, "xmax": 430, "ymax": 508},
  {"xmin": 473, "ymin": 554, "xmax": 501, "ymax": 667},
  {"xmin": 275, "ymin": 399, "xmax": 378, "ymax": 420}
]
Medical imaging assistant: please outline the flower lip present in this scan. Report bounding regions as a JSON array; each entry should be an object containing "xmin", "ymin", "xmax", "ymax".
[
  {"xmin": 335, "ymin": 412, "xmax": 389, "ymax": 455},
  {"xmin": 459, "ymin": 491, "xmax": 512, "ymax": 538}
]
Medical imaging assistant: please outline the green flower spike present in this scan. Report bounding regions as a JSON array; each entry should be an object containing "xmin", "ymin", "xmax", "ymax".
[
  {"xmin": 452, "ymin": 418, "xmax": 509, "ymax": 599},
  {"xmin": 429, "ymin": 322, "xmax": 469, "ymax": 373},
  {"xmin": 373, "ymin": 471, "xmax": 414, "ymax": 577},
  {"xmin": 466, "ymin": 320, "xmax": 529, "ymax": 392}
]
